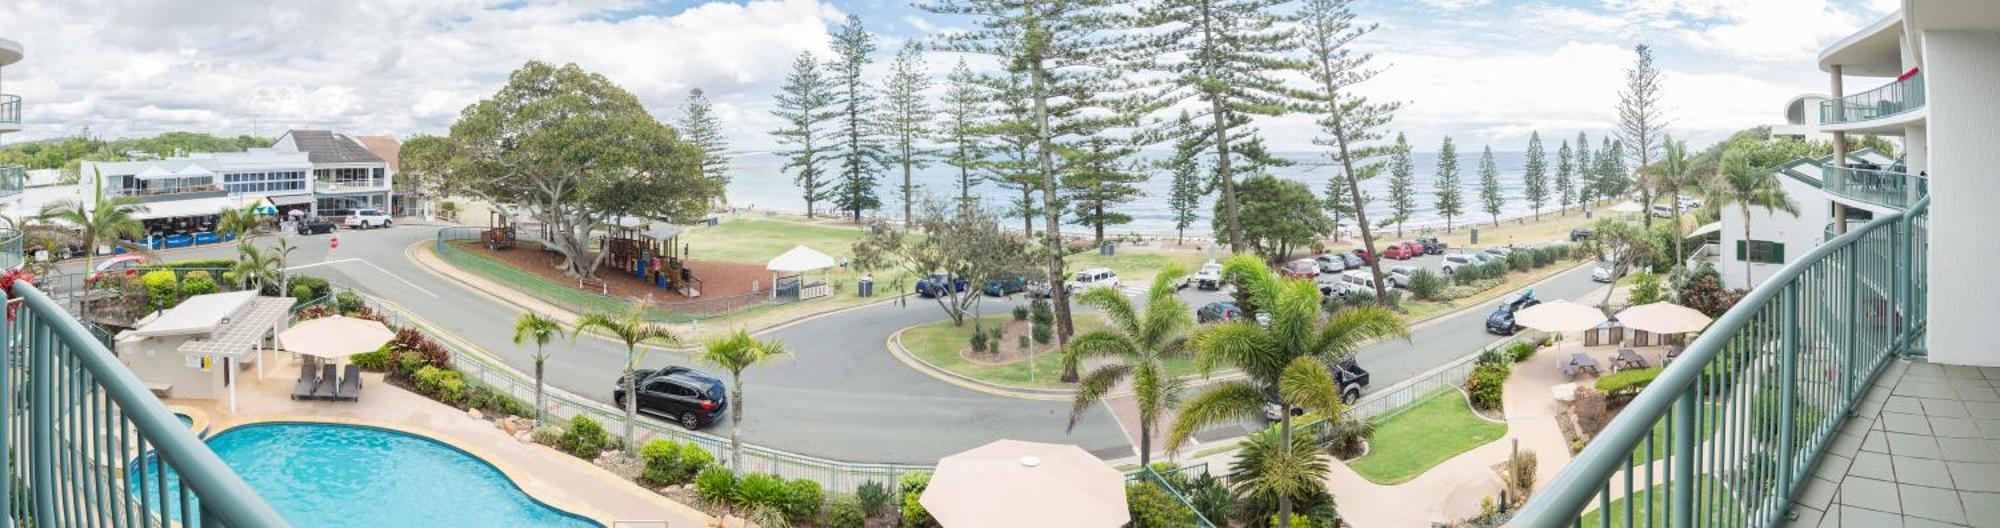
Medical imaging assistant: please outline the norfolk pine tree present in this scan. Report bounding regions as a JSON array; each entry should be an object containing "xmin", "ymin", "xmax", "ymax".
[
  {"xmin": 884, "ymin": 41, "xmax": 935, "ymax": 225},
  {"xmin": 1478, "ymin": 145, "xmax": 1503, "ymax": 226},
  {"xmin": 1523, "ymin": 132, "xmax": 1548, "ymax": 219},
  {"xmin": 941, "ymin": 60, "xmax": 986, "ymax": 211},
  {"xmin": 830, "ymin": 16, "xmax": 886, "ymax": 222},
  {"xmin": 771, "ymin": 53, "xmax": 837, "ymax": 218},
  {"xmin": 1434, "ymin": 136, "xmax": 1464, "ymax": 233},
  {"xmin": 1061, "ymin": 137, "xmax": 1145, "ymax": 244},
  {"xmin": 1299, "ymin": 0, "xmax": 1400, "ymax": 303},
  {"xmin": 1385, "ymin": 133, "xmax": 1417, "ymax": 237},
  {"xmin": 1165, "ymin": 112, "xmax": 1207, "ymax": 244},
  {"xmin": 1555, "ymin": 139, "xmax": 1575, "ymax": 214},
  {"xmin": 1619, "ymin": 44, "xmax": 1667, "ymax": 229},
  {"xmin": 1575, "ymin": 132, "xmax": 1592, "ymax": 211},
  {"xmin": 679, "ymin": 88, "xmax": 731, "ymax": 192}
]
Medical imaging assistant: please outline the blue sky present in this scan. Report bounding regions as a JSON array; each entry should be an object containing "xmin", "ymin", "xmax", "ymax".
[{"xmin": 0, "ymin": 0, "xmax": 1899, "ymax": 154}]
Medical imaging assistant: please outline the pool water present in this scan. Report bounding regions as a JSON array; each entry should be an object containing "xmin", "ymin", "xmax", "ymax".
[
  {"xmin": 133, "ymin": 422, "xmax": 599, "ymax": 527},
  {"xmin": 174, "ymin": 413, "xmax": 193, "ymax": 428}
]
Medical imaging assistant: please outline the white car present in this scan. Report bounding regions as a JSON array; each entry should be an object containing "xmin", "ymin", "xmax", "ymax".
[
  {"xmin": 1068, "ymin": 268, "xmax": 1119, "ymax": 292},
  {"xmin": 1592, "ymin": 262, "xmax": 1627, "ymax": 283},
  {"xmin": 1651, "ymin": 204, "xmax": 1675, "ymax": 218},
  {"xmin": 344, "ymin": 208, "xmax": 392, "ymax": 229},
  {"xmin": 1386, "ymin": 266, "xmax": 1419, "ymax": 288},
  {"xmin": 1314, "ymin": 254, "xmax": 1347, "ymax": 273},
  {"xmin": 1441, "ymin": 255, "xmax": 1477, "ymax": 274},
  {"xmin": 1192, "ymin": 260, "xmax": 1225, "ymax": 290}
]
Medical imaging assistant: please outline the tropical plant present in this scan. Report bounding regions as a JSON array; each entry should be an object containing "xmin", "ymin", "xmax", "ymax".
[
  {"xmin": 41, "ymin": 168, "xmax": 149, "ymax": 318},
  {"xmin": 698, "ymin": 329, "xmax": 788, "ymax": 473},
  {"xmin": 1628, "ymin": 270, "xmax": 1665, "ymax": 305},
  {"xmin": 1228, "ymin": 428, "xmax": 1334, "ymax": 528},
  {"xmin": 216, "ymin": 203, "xmax": 261, "ymax": 242},
  {"xmin": 1170, "ymin": 255, "xmax": 1408, "ymax": 525},
  {"xmin": 1405, "ymin": 269, "xmax": 1446, "ymax": 301},
  {"xmin": 855, "ymin": 480, "xmax": 892, "ymax": 517},
  {"xmin": 574, "ymin": 305, "xmax": 677, "ymax": 456},
  {"xmin": 1324, "ymin": 418, "xmax": 1375, "ymax": 460},
  {"xmin": 1707, "ymin": 147, "xmax": 1800, "ymax": 288},
  {"xmin": 1062, "ymin": 265, "xmax": 1193, "ymax": 467},
  {"xmin": 559, "ymin": 415, "xmax": 609, "ymax": 459},
  {"xmin": 229, "ymin": 241, "xmax": 289, "ymax": 293},
  {"xmin": 1644, "ymin": 136, "xmax": 1713, "ymax": 266},
  {"xmin": 694, "ymin": 467, "xmax": 738, "ymax": 505},
  {"xmin": 512, "ymin": 312, "xmax": 564, "ymax": 425}
]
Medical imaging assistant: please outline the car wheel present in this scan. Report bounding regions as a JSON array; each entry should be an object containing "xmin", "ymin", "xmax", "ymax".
[
  {"xmin": 679, "ymin": 411, "xmax": 700, "ymax": 430},
  {"xmin": 1342, "ymin": 389, "xmax": 1361, "ymax": 405},
  {"xmin": 614, "ymin": 394, "xmax": 627, "ymax": 408}
]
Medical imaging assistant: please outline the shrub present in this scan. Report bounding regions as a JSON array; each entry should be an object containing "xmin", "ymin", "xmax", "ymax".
[
  {"xmin": 559, "ymin": 415, "xmax": 609, "ymax": 459},
  {"xmin": 1573, "ymin": 387, "xmax": 1609, "ymax": 436},
  {"xmin": 1475, "ymin": 347, "xmax": 1508, "ymax": 368},
  {"xmin": 782, "ymin": 478, "xmax": 824, "ymax": 521},
  {"xmin": 1406, "ymin": 269, "xmax": 1446, "ymax": 301},
  {"xmin": 414, "ymin": 366, "xmax": 447, "ymax": 393},
  {"xmin": 747, "ymin": 507, "xmax": 789, "ymax": 528},
  {"xmin": 1031, "ymin": 322, "xmax": 1052, "ymax": 345},
  {"xmin": 733, "ymin": 473, "xmax": 789, "ymax": 511},
  {"xmin": 1509, "ymin": 450, "xmax": 1539, "ymax": 497},
  {"xmin": 969, "ymin": 327, "xmax": 989, "ymax": 353},
  {"xmin": 530, "ymin": 424, "xmax": 564, "ymax": 445},
  {"xmin": 856, "ymin": 480, "xmax": 892, "ymax": 517},
  {"xmin": 295, "ymin": 304, "xmax": 336, "ymax": 321},
  {"xmin": 1596, "ymin": 367, "xmax": 1663, "ymax": 396},
  {"xmin": 694, "ymin": 467, "xmax": 737, "ymax": 505},
  {"xmin": 1506, "ymin": 340, "xmax": 1538, "ymax": 363},
  {"xmin": 1128, "ymin": 482, "xmax": 1198, "ymax": 527},
  {"xmin": 335, "ymin": 291, "xmax": 365, "ymax": 314},
  {"xmin": 1186, "ymin": 473, "xmax": 1235, "ymax": 524},
  {"xmin": 390, "ymin": 327, "xmax": 451, "ymax": 370},
  {"xmin": 1324, "ymin": 418, "xmax": 1375, "ymax": 460},
  {"xmin": 141, "ymin": 270, "xmax": 180, "ymax": 307},
  {"xmin": 1012, "ymin": 305, "xmax": 1029, "ymax": 321},
  {"xmin": 1628, "ymin": 270, "xmax": 1665, "ymax": 305},
  {"xmin": 437, "ymin": 374, "xmax": 467, "ymax": 406},
  {"xmin": 1465, "ymin": 363, "xmax": 1509, "ymax": 411},
  {"xmin": 288, "ymin": 275, "xmax": 332, "ymax": 301},
  {"xmin": 351, "ymin": 348, "xmax": 391, "ymax": 371},
  {"xmin": 675, "ymin": 444, "xmax": 715, "ymax": 483},
  {"xmin": 1029, "ymin": 298, "xmax": 1053, "ymax": 325},
  {"xmin": 899, "ymin": 472, "xmax": 937, "ymax": 528},
  {"xmin": 639, "ymin": 440, "xmax": 682, "ymax": 486},
  {"xmin": 1508, "ymin": 251, "xmax": 1533, "ymax": 272},
  {"xmin": 290, "ymin": 284, "xmax": 312, "ymax": 301},
  {"xmin": 465, "ymin": 385, "xmax": 532, "ymax": 417},
  {"xmin": 825, "ymin": 495, "xmax": 867, "ymax": 528},
  {"xmin": 180, "ymin": 274, "xmax": 218, "ymax": 296}
]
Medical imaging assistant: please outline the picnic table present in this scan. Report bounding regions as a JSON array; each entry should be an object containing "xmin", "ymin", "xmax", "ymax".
[
  {"xmin": 1665, "ymin": 345, "xmax": 1684, "ymax": 365},
  {"xmin": 1613, "ymin": 349, "xmax": 1649, "ymax": 371},
  {"xmin": 1564, "ymin": 353, "xmax": 1602, "ymax": 379}
]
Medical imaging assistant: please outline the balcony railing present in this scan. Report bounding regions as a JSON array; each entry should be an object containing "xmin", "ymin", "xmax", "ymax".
[
  {"xmin": 0, "ymin": 94, "xmax": 19, "ymax": 127},
  {"xmin": 1821, "ymin": 165, "xmax": 1920, "ymax": 209},
  {"xmin": 0, "ymin": 165, "xmax": 23, "ymax": 201},
  {"xmin": 110, "ymin": 184, "xmax": 228, "ymax": 203},
  {"xmin": 1514, "ymin": 196, "xmax": 1929, "ymax": 527},
  {"xmin": 1820, "ymin": 72, "xmax": 1924, "ymax": 125},
  {"xmin": 0, "ymin": 228, "xmax": 285, "ymax": 526},
  {"xmin": 315, "ymin": 179, "xmax": 387, "ymax": 193}
]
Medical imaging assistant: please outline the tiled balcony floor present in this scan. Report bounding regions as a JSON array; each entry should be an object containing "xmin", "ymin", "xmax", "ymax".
[{"xmin": 1788, "ymin": 359, "xmax": 2000, "ymax": 528}]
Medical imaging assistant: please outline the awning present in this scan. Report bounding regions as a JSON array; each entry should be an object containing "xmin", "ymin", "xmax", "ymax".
[
  {"xmin": 134, "ymin": 166, "xmax": 175, "ymax": 180},
  {"xmin": 172, "ymin": 165, "xmax": 216, "ymax": 178},
  {"xmin": 266, "ymin": 193, "xmax": 313, "ymax": 206},
  {"xmin": 1685, "ymin": 222, "xmax": 1721, "ymax": 239},
  {"xmin": 767, "ymin": 245, "xmax": 836, "ymax": 274},
  {"xmin": 131, "ymin": 196, "xmax": 237, "ymax": 220}
]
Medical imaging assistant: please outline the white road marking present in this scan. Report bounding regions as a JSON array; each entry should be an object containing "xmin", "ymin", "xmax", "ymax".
[{"xmin": 286, "ymin": 258, "xmax": 439, "ymax": 298}]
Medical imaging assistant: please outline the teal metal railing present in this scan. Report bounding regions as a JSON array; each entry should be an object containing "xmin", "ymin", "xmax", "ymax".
[
  {"xmin": 2, "ymin": 282, "xmax": 288, "ymax": 526},
  {"xmin": 1820, "ymin": 73, "xmax": 1923, "ymax": 125},
  {"xmin": 1822, "ymin": 165, "xmax": 1920, "ymax": 209},
  {"xmin": 1125, "ymin": 464, "xmax": 1217, "ymax": 528},
  {"xmin": 0, "ymin": 166, "xmax": 22, "ymax": 202},
  {"xmin": 1513, "ymin": 196, "xmax": 1929, "ymax": 527},
  {"xmin": 0, "ymin": 94, "xmax": 18, "ymax": 127}
]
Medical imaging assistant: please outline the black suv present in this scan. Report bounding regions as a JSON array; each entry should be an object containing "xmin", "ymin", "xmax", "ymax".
[
  {"xmin": 296, "ymin": 217, "xmax": 337, "ymax": 235},
  {"xmin": 1263, "ymin": 358, "xmax": 1371, "ymax": 420},
  {"xmin": 613, "ymin": 367, "xmax": 728, "ymax": 429},
  {"xmin": 1570, "ymin": 228, "xmax": 1593, "ymax": 242},
  {"xmin": 1485, "ymin": 292, "xmax": 1543, "ymax": 335},
  {"xmin": 1416, "ymin": 237, "xmax": 1447, "ymax": 255}
]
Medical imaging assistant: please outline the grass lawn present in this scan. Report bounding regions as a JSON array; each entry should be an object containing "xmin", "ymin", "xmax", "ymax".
[
  {"xmin": 1626, "ymin": 402, "xmax": 1722, "ymax": 463},
  {"xmin": 900, "ymin": 314, "xmax": 1209, "ymax": 390},
  {"xmin": 1064, "ymin": 249, "xmax": 1210, "ymax": 287},
  {"xmin": 1577, "ymin": 475, "xmax": 1736, "ymax": 528},
  {"xmin": 676, "ymin": 217, "xmax": 871, "ymax": 264},
  {"xmin": 1346, "ymin": 389, "xmax": 1507, "ymax": 484}
]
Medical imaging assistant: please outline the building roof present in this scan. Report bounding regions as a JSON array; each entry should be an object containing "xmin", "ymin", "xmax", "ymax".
[
  {"xmin": 277, "ymin": 130, "xmax": 386, "ymax": 165},
  {"xmin": 178, "ymin": 297, "xmax": 294, "ymax": 359},
  {"xmin": 132, "ymin": 291, "xmax": 257, "ymax": 337},
  {"xmin": 352, "ymin": 136, "xmax": 401, "ymax": 171}
]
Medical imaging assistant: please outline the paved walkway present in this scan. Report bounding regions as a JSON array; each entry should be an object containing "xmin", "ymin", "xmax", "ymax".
[
  {"xmin": 1786, "ymin": 359, "xmax": 2000, "ymax": 528},
  {"xmin": 169, "ymin": 355, "xmax": 714, "ymax": 527}
]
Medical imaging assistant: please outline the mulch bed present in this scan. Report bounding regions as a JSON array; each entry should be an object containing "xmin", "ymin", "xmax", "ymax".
[
  {"xmin": 454, "ymin": 241, "xmax": 772, "ymax": 312},
  {"xmin": 959, "ymin": 319, "xmax": 1060, "ymax": 365}
]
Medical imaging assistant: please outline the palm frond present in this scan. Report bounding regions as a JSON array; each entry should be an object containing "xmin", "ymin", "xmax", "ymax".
[
  {"xmin": 1311, "ymin": 306, "xmax": 1409, "ymax": 361},
  {"xmin": 1278, "ymin": 355, "xmax": 1341, "ymax": 420},
  {"xmin": 1066, "ymin": 363, "xmax": 1132, "ymax": 432},
  {"xmin": 1076, "ymin": 285, "xmax": 1139, "ymax": 338},
  {"xmin": 1190, "ymin": 322, "xmax": 1273, "ymax": 379},
  {"xmin": 1062, "ymin": 330, "xmax": 1136, "ymax": 371},
  {"xmin": 1167, "ymin": 381, "xmax": 1266, "ymax": 451}
]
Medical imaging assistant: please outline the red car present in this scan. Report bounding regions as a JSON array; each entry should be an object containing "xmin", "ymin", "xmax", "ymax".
[
  {"xmin": 1381, "ymin": 243, "xmax": 1414, "ymax": 260},
  {"xmin": 1281, "ymin": 259, "xmax": 1320, "ymax": 279},
  {"xmin": 87, "ymin": 255, "xmax": 148, "ymax": 285},
  {"xmin": 1350, "ymin": 249, "xmax": 1375, "ymax": 265}
]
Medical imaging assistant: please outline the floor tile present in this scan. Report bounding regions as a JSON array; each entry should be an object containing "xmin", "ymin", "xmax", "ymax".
[
  {"xmin": 1946, "ymin": 461, "xmax": 2000, "ymax": 493},
  {"xmin": 1798, "ymin": 476, "xmax": 1839, "ymax": 511},
  {"xmin": 1885, "ymin": 413, "xmax": 1935, "ymax": 435},
  {"xmin": 1935, "ymin": 437, "xmax": 1996, "ymax": 463},
  {"xmin": 1893, "ymin": 456, "xmax": 1954, "ymax": 488},
  {"xmin": 1890, "ymin": 433, "xmax": 1943, "ymax": 459},
  {"xmin": 1904, "ymin": 517, "xmax": 1962, "ymax": 528},
  {"xmin": 1962, "ymin": 491, "xmax": 2000, "ymax": 528},
  {"xmin": 1841, "ymin": 476, "xmax": 1903, "ymax": 513},
  {"xmin": 1839, "ymin": 505, "xmax": 1902, "ymax": 527},
  {"xmin": 1965, "ymin": 401, "xmax": 2000, "ymax": 420},
  {"xmin": 1853, "ymin": 451, "xmax": 1896, "ymax": 480},
  {"xmin": 1922, "ymin": 398, "xmax": 1971, "ymax": 418},
  {"xmin": 1831, "ymin": 431, "xmax": 1867, "ymax": 457},
  {"xmin": 1900, "ymin": 484, "xmax": 1967, "ymax": 525},
  {"xmin": 1976, "ymin": 419, "xmax": 2000, "ymax": 440},
  {"xmin": 1958, "ymin": 386, "xmax": 2000, "ymax": 402},
  {"xmin": 1818, "ymin": 452, "xmax": 1858, "ymax": 481},
  {"xmin": 1885, "ymin": 396, "xmax": 1925, "ymax": 414},
  {"xmin": 1933, "ymin": 417, "xmax": 1983, "ymax": 439},
  {"xmin": 1786, "ymin": 504, "xmax": 1825, "ymax": 528},
  {"xmin": 1866, "ymin": 430, "xmax": 1892, "ymax": 453}
]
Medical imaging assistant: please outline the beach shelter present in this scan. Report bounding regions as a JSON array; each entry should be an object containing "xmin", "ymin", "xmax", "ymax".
[
  {"xmin": 920, "ymin": 439, "xmax": 1129, "ymax": 528},
  {"xmin": 765, "ymin": 245, "xmax": 837, "ymax": 300}
]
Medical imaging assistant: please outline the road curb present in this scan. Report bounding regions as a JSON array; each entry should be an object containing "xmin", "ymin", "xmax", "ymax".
[{"xmin": 883, "ymin": 327, "xmax": 1076, "ymax": 401}]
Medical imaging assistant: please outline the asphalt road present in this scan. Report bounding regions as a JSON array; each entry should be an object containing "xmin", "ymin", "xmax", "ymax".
[{"xmin": 75, "ymin": 225, "xmax": 1599, "ymax": 464}]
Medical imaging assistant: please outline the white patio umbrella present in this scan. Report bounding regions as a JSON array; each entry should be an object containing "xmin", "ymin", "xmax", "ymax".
[
  {"xmin": 1615, "ymin": 302, "xmax": 1713, "ymax": 334},
  {"xmin": 921, "ymin": 439, "xmax": 1128, "ymax": 528},
  {"xmin": 1514, "ymin": 300, "xmax": 1609, "ymax": 333},
  {"xmin": 278, "ymin": 315, "xmax": 396, "ymax": 360}
]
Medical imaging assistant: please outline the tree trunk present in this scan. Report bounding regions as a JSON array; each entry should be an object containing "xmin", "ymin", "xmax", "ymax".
[
  {"xmin": 535, "ymin": 356, "xmax": 547, "ymax": 425},
  {"xmin": 731, "ymin": 377, "xmax": 745, "ymax": 473},
  {"xmin": 1670, "ymin": 191, "xmax": 1684, "ymax": 270},
  {"xmin": 623, "ymin": 361, "xmax": 638, "ymax": 456},
  {"xmin": 1641, "ymin": 187, "xmax": 1654, "ymax": 229},
  {"xmin": 1093, "ymin": 202, "xmax": 1105, "ymax": 246},
  {"xmin": 1210, "ymin": 100, "xmax": 1242, "ymax": 253},
  {"xmin": 1025, "ymin": 28, "xmax": 1077, "ymax": 383},
  {"xmin": 1278, "ymin": 411, "xmax": 1294, "ymax": 528},
  {"xmin": 903, "ymin": 151, "xmax": 913, "ymax": 227},
  {"xmin": 1021, "ymin": 187, "xmax": 1035, "ymax": 238},
  {"xmin": 1326, "ymin": 101, "xmax": 1390, "ymax": 304},
  {"xmin": 1743, "ymin": 205, "xmax": 1755, "ymax": 288}
]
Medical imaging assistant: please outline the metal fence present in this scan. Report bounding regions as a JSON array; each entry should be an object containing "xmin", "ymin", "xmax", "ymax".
[
  {"xmin": 1513, "ymin": 196, "xmax": 1930, "ymax": 527},
  {"xmin": 351, "ymin": 290, "xmax": 933, "ymax": 494},
  {"xmin": 1126, "ymin": 464, "xmax": 1217, "ymax": 527},
  {"xmin": 3, "ymin": 282, "xmax": 287, "ymax": 526},
  {"xmin": 1342, "ymin": 346, "xmax": 1489, "ymax": 424},
  {"xmin": 433, "ymin": 227, "xmax": 781, "ymax": 323}
]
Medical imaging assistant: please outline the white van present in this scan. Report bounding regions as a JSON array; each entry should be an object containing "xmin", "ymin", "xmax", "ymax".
[
  {"xmin": 1069, "ymin": 268, "xmax": 1120, "ymax": 292},
  {"xmin": 1341, "ymin": 270, "xmax": 1381, "ymax": 293}
]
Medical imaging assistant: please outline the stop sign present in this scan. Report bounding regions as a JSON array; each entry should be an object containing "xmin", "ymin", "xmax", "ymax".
[{"xmin": 330, "ymin": 235, "xmax": 340, "ymax": 250}]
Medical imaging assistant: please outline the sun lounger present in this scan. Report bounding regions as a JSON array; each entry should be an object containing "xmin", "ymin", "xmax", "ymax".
[
  {"xmin": 312, "ymin": 364, "xmax": 339, "ymax": 400},
  {"xmin": 290, "ymin": 363, "xmax": 319, "ymax": 400},
  {"xmin": 336, "ymin": 365, "xmax": 363, "ymax": 401}
]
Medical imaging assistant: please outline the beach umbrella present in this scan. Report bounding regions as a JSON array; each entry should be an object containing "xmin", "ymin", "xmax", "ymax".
[
  {"xmin": 278, "ymin": 315, "xmax": 396, "ymax": 360},
  {"xmin": 921, "ymin": 439, "xmax": 1128, "ymax": 528},
  {"xmin": 1514, "ymin": 300, "xmax": 1609, "ymax": 333},
  {"xmin": 1615, "ymin": 302, "xmax": 1712, "ymax": 334}
]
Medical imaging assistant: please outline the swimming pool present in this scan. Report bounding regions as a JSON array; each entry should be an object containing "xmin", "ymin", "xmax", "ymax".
[
  {"xmin": 133, "ymin": 422, "xmax": 599, "ymax": 527},
  {"xmin": 173, "ymin": 413, "xmax": 193, "ymax": 428}
]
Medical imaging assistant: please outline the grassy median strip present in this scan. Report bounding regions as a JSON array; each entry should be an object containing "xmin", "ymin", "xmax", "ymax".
[
  {"xmin": 1346, "ymin": 389, "xmax": 1506, "ymax": 485},
  {"xmin": 900, "ymin": 314, "xmax": 1212, "ymax": 390}
]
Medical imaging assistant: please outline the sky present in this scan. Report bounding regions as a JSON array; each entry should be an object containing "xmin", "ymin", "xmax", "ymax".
[{"xmin": 0, "ymin": 0, "xmax": 1902, "ymax": 154}]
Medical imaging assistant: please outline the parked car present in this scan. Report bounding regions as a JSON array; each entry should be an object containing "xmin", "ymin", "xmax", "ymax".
[
  {"xmin": 1025, "ymin": 279, "xmax": 1054, "ymax": 298},
  {"xmin": 1651, "ymin": 204, "xmax": 1675, "ymax": 218},
  {"xmin": 1068, "ymin": 268, "xmax": 1120, "ymax": 292},
  {"xmin": 1416, "ymin": 237, "xmax": 1447, "ymax": 255},
  {"xmin": 1281, "ymin": 259, "xmax": 1321, "ymax": 279},
  {"xmin": 297, "ymin": 217, "xmax": 338, "ymax": 235},
  {"xmin": 1485, "ymin": 246, "xmax": 1515, "ymax": 257},
  {"xmin": 1193, "ymin": 260, "xmax": 1226, "ymax": 290},
  {"xmin": 87, "ymin": 255, "xmax": 148, "ymax": 285},
  {"xmin": 1340, "ymin": 270, "xmax": 1383, "ymax": 295},
  {"xmin": 1314, "ymin": 254, "xmax": 1347, "ymax": 274},
  {"xmin": 1591, "ymin": 261, "xmax": 1627, "ymax": 283},
  {"xmin": 1264, "ymin": 358, "xmax": 1371, "ymax": 419},
  {"xmin": 1386, "ymin": 266, "xmax": 1419, "ymax": 288},
  {"xmin": 1316, "ymin": 276, "xmax": 1346, "ymax": 299},
  {"xmin": 1340, "ymin": 253, "xmax": 1366, "ymax": 270},
  {"xmin": 613, "ymin": 366, "xmax": 728, "ymax": 430},
  {"xmin": 1381, "ymin": 243, "xmax": 1415, "ymax": 260},
  {"xmin": 982, "ymin": 275, "xmax": 1027, "ymax": 296},
  {"xmin": 1351, "ymin": 248, "xmax": 1375, "ymax": 264},
  {"xmin": 1569, "ymin": 227, "xmax": 1593, "ymax": 242},
  {"xmin": 1441, "ymin": 254, "xmax": 1478, "ymax": 275},
  {"xmin": 1484, "ymin": 291, "xmax": 1543, "ymax": 335},
  {"xmin": 1400, "ymin": 241, "xmax": 1429, "ymax": 257},
  {"xmin": 1470, "ymin": 252, "xmax": 1500, "ymax": 265},
  {"xmin": 916, "ymin": 273, "xmax": 970, "ymax": 298},
  {"xmin": 1678, "ymin": 197, "xmax": 1702, "ymax": 210},
  {"xmin": 344, "ymin": 208, "xmax": 391, "ymax": 229},
  {"xmin": 1196, "ymin": 302, "xmax": 1247, "ymax": 324}
]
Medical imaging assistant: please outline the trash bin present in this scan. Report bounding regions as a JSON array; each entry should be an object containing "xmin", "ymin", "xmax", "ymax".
[
  {"xmin": 1469, "ymin": 227, "xmax": 1480, "ymax": 246},
  {"xmin": 1100, "ymin": 243, "xmax": 1116, "ymax": 256},
  {"xmin": 858, "ymin": 277, "xmax": 874, "ymax": 297},
  {"xmin": 706, "ymin": 216, "xmax": 721, "ymax": 227}
]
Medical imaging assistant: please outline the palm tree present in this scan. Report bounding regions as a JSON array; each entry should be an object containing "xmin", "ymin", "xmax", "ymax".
[
  {"xmin": 1062, "ymin": 265, "xmax": 1192, "ymax": 467},
  {"xmin": 1230, "ymin": 427, "xmax": 1331, "ymax": 526},
  {"xmin": 1708, "ymin": 149, "xmax": 1799, "ymax": 288},
  {"xmin": 512, "ymin": 312, "xmax": 564, "ymax": 425},
  {"xmin": 41, "ymin": 168, "xmax": 149, "ymax": 318},
  {"xmin": 573, "ymin": 305, "xmax": 677, "ymax": 456},
  {"xmin": 216, "ymin": 204, "xmax": 260, "ymax": 243},
  {"xmin": 1642, "ymin": 137, "xmax": 1713, "ymax": 269},
  {"xmin": 698, "ymin": 329, "xmax": 788, "ymax": 473},
  {"xmin": 1168, "ymin": 255, "xmax": 1408, "ymax": 528}
]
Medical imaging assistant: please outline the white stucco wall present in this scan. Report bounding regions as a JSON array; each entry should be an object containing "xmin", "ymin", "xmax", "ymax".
[
  {"xmin": 1920, "ymin": 30, "xmax": 2000, "ymax": 366},
  {"xmin": 1717, "ymin": 173, "xmax": 1832, "ymax": 290},
  {"xmin": 116, "ymin": 335, "xmax": 227, "ymax": 400}
]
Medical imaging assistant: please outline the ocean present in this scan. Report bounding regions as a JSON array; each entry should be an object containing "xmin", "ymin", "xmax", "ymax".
[{"xmin": 720, "ymin": 149, "xmax": 1582, "ymax": 237}]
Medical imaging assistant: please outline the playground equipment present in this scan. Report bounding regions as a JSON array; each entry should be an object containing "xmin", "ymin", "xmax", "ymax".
[
  {"xmin": 483, "ymin": 211, "xmax": 517, "ymax": 250},
  {"xmin": 600, "ymin": 219, "xmax": 700, "ymax": 297}
]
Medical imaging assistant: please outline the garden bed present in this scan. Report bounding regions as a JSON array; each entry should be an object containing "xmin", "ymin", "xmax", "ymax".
[
  {"xmin": 1346, "ymin": 389, "xmax": 1507, "ymax": 485},
  {"xmin": 899, "ymin": 314, "xmax": 1210, "ymax": 390}
]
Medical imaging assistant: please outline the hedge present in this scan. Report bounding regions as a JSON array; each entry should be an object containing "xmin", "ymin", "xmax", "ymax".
[{"xmin": 1595, "ymin": 367, "xmax": 1663, "ymax": 396}]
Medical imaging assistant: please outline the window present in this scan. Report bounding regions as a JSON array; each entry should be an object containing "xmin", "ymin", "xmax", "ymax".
[{"xmin": 1736, "ymin": 240, "xmax": 1786, "ymax": 264}]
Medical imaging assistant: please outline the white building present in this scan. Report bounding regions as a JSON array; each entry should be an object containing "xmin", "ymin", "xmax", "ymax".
[
  {"xmin": 1771, "ymin": 94, "xmax": 1834, "ymax": 142},
  {"xmin": 1703, "ymin": 149, "xmax": 1897, "ymax": 290},
  {"xmin": 1, "ymin": 37, "xmax": 27, "ymax": 213},
  {"xmin": 113, "ymin": 291, "xmax": 293, "ymax": 412},
  {"xmin": 272, "ymin": 129, "xmax": 395, "ymax": 216}
]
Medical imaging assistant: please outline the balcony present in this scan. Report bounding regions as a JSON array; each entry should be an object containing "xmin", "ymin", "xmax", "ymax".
[
  {"xmin": 1821, "ymin": 73, "xmax": 1924, "ymax": 126},
  {"xmin": 315, "ymin": 178, "xmax": 388, "ymax": 193},
  {"xmin": 0, "ymin": 165, "xmax": 22, "ymax": 201},
  {"xmin": 1515, "ymin": 197, "xmax": 1930, "ymax": 527},
  {"xmin": 0, "ymin": 94, "xmax": 19, "ymax": 132},
  {"xmin": 110, "ymin": 184, "xmax": 228, "ymax": 203},
  {"xmin": 1823, "ymin": 165, "xmax": 1922, "ymax": 209}
]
